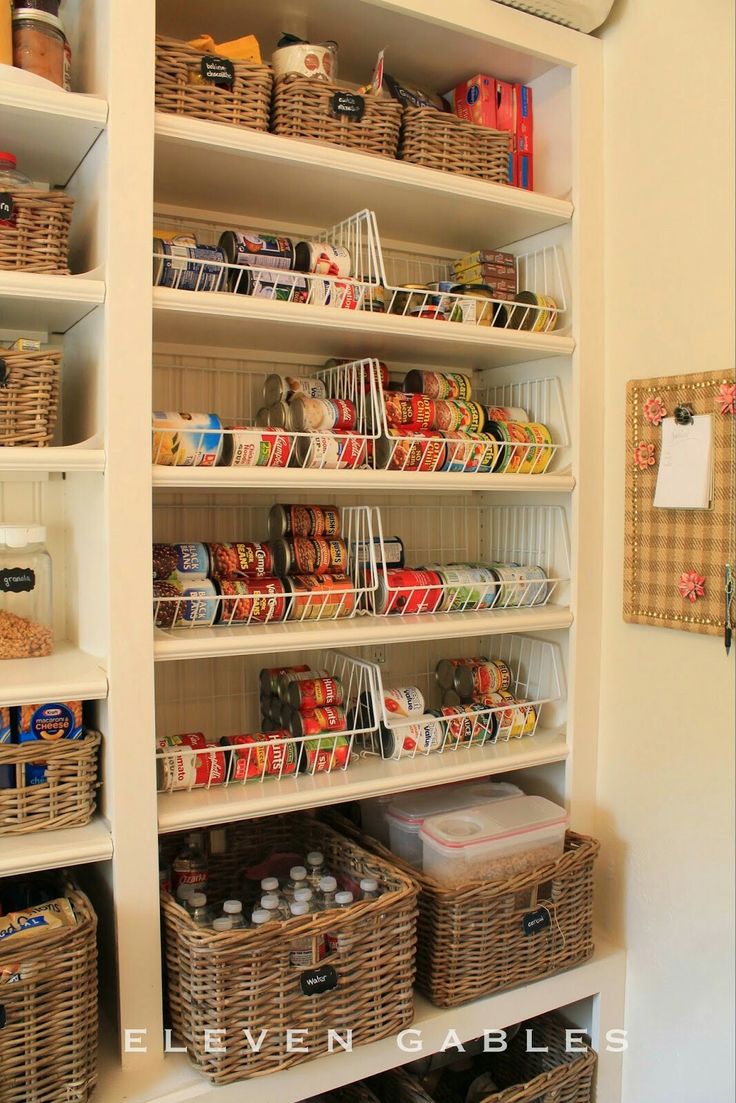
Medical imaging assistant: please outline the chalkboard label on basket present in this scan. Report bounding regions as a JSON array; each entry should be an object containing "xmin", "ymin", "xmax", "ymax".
[
  {"xmin": 0, "ymin": 1005, "xmax": 5, "ymax": 1029},
  {"xmin": 330, "ymin": 92, "xmax": 365, "ymax": 122},
  {"xmin": 523, "ymin": 907, "xmax": 552, "ymax": 936},
  {"xmin": 0, "ymin": 568, "xmax": 35, "ymax": 594},
  {"xmin": 300, "ymin": 965, "xmax": 338, "ymax": 996},
  {"xmin": 0, "ymin": 192, "xmax": 14, "ymax": 222},
  {"xmin": 0, "ymin": 359, "xmax": 6, "ymax": 388},
  {"xmin": 200, "ymin": 56, "xmax": 235, "ymax": 88}
]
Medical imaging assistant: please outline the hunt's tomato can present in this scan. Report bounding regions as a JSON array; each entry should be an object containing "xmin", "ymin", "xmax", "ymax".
[
  {"xmin": 216, "ymin": 578, "xmax": 288, "ymax": 624},
  {"xmin": 291, "ymin": 705, "xmax": 348, "ymax": 739},
  {"xmin": 374, "ymin": 568, "xmax": 446, "ymax": 615},
  {"xmin": 272, "ymin": 536, "xmax": 349, "ymax": 576},
  {"xmin": 268, "ymin": 504, "xmax": 341, "ymax": 538},
  {"xmin": 221, "ymin": 426, "xmax": 291, "ymax": 468},
  {"xmin": 453, "ymin": 659, "xmax": 513, "ymax": 699},
  {"xmin": 286, "ymin": 573, "xmax": 356, "ymax": 620},
  {"xmin": 298, "ymin": 734, "xmax": 351, "ymax": 774},
  {"xmin": 207, "ymin": 542, "xmax": 274, "ymax": 580},
  {"xmin": 276, "ymin": 667, "xmax": 331, "ymax": 699},
  {"xmin": 222, "ymin": 731, "xmax": 299, "ymax": 779},
  {"xmin": 259, "ymin": 664, "xmax": 311, "ymax": 695},
  {"xmin": 287, "ymin": 676, "xmax": 344, "ymax": 711}
]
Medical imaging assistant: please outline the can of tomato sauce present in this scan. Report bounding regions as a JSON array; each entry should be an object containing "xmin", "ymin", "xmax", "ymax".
[
  {"xmin": 272, "ymin": 536, "xmax": 349, "ymax": 576},
  {"xmin": 404, "ymin": 370, "xmax": 472, "ymax": 400},
  {"xmin": 435, "ymin": 656, "xmax": 488, "ymax": 690},
  {"xmin": 221, "ymin": 426, "xmax": 292, "ymax": 468},
  {"xmin": 295, "ymin": 431, "xmax": 369, "ymax": 470},
  {"xmin": 221, "ymin": 731, "xmax": 300, "ymax": 779},
  {"xmin": 298, "ymin": 734, "xmax": 351, "ymax": 774},
  {"xmin": 268, "ymin": 504, "xmax": 341, "ymax": 539},
  {"xmin": 374, "ymin": 568, "xmax": 446, "ymax": 615},
  {"xmin": 286, "ymin": 573, "xmax": 356, "ymax": 620},
  {"xmin": 380, "ymin": 712, "xmax": 444, "ymax": 759},
  {"xmin": 290, "ymin": 705, "xmax": 347, "ymax": 739},
  {"xmin": 453, "ymin": 659, "xmax": 513, "ymax": 699},
  {"xmin": 259, "ymin": 664, "xmax": 312, "ymax": 695},
  {"xmin": 288, "ymin": 676, "xmax": 344, "ymax": 711},
  {"xmin": 484, "ymin": 405, "xmax": 529, "ymax": 424},
  {"xmin": 156, "ymin": 734, "xmax": 226, "ymax": 791},
  {"xmin": 276, "ymin": 668, "xmax": 330, "ymax": 699},
  {"xmin": 289, "ymin": 395, "xmax": 357, "ymax": 432},
  {"xmin": 383, "ymin": 686, "xmax": 425, "ymax": 718},
  {"xmin": 383, "ymin": 392, "xmax": 435, "ymax": 430},
  {"xmin": 375, "ymin": 429, "xmax": 447, "ymax": 472},
  {"xmin": 216, "ymin": 578, "xmax": 288, "ymax": 624},
  {"xmin": 207, "ymin": 542, "xmax": 274, "ymax": 580}
]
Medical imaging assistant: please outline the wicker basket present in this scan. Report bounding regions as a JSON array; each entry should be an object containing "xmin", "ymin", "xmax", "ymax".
[
  {"xmin": 0, "ymin": 731, "xmax": 100, "ymax": 835},
  {"xmin": 400, "ymin": 107, "xmax": 511, "ymax": 183},
  {"xmin": 376, "ymin": 1013, "xmax": 596, "ymax": 1103},
  {"xmin": 0, "ymin": 191, "xmax": 74, "ymax": 274},
  {"xmin": 0, "ymin": 886, "xmax": 98, "ymax": 1103},
  {"xmin": 0, "ymin": 347, "xmax": 61, "ymax": 447},
  {"xmin": 329, "ymin": 815, "xmax": 598, "ymax": 1008},
  {"xmin": 155, "ymin": 36, "xmax": 273, "ymax": 130},
  {"xmin": 271, "ymin": 78, "xmax": 403, "ymax": 159},
  {"xmin": 161, "ymin": 814, "xmax": 418, "ymax": 1084}
]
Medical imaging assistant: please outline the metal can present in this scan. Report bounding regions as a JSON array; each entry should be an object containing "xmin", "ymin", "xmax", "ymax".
[
  {"xmin": 298, "ymin": 734, "xmax": 351, "ymax": 774},
  {"xmin": 152, "ymin": 411, "xmax": 223, "ymax": 467},
  {"xmin": 380, "ymin": 712, "xmax": 443, "ymax": 759},
  {"xmin": 268, "ymin": 504, "xmax": 341, "ymax": 539},
  {"xmin": 426, "ymin": 399, "xmax": 475, "ymax": 433},
  {"xmin": 291, "ymin": 705, "xmax": 347, "ymax": 739},
  {"xmin": 374, "ymin": 568, "xmax": 446, "ymax": 615},
  {"xmin": 272, "ymin": 536, "xmax": 349, "ymax": 576},
  {"xmin": 276, "ymin": 668, "xmax": 330, "ymax": 700},
  {"xmin": 375, "ymin": 428, "xmax": 447, "ymax": 472},
  {"xmin": 409, "ymin": 305, "xmax": 447, "ymax": 321},
  {"xmin": 484, "ymin": 405, "xmax": 529, "ymax": 424},
  {"xmin": 156, "ymin": 734, "xmax": 227, "ymax": 791},
  {"xmin": 441, "ymin": 432, "xmax": 491, "ymax": 473},
  {"xmin": 383, "ymin": 686, "xmax": 425, "ymax": 719},
  {"xmin": 263, "ymin": 373, "xmax": 327, "ymax": 405},
  {"xmin": 264, "ymin": 401, "xmax": 293, "ymax": 430},
  {"xmin": 207, "ymin": 542, "xmax": 274, "ymax": 580},
  {"xmin": 289, "ymin": 395, "xmax": 357, "ymax": 432},
  {"xmin": 219, "ymin": 230, "xmax": 296, "ymax": 274},
  {"xmin": 221, "ymin": 731, "xmax": 299, "ymax": 779},
  {"xmin": 295, "ymin": 240, "xmax": 353, "ymax": 277},
  {"xmin": 295, "ymin": 431, "xmax": 369, "ymax": 470},
  {"xmin": 152, "ymin": 240, "xmax": 226, "ymax": 292},
  {"xmin": 404, "ymin": 370, "xmax": 472, "ymax": 400},
  {"xmin": 454, "ymin": 659, "xmax": 513, "ymax": 699},
  {"xmin": 310, "ymin": 277, "xmax": 362, "ymax": 309},
  {"xmin": 475, "ymin": 692, "xmax": 536, "ymax": 738},
  {"xmin": 152, "ymin": 543, "xmax": 210, "ymax": 581},
  {"xmin": 441, "ymin": 689, "xmax": 464, "ymax": 707},
  {"xmin": 437, "ymin": 566, "xmax": 500, "ymax": 611},
  {"xmin": 490, "ymin": 564, "xmax": 549, "ymax": 608},
  {"xmin": 435, "ymin": 656, "xmax": 488, "ymax": 691},
  {"xmin": 384, "ymin": 392, "xmax": 436, "ymax": 430},
  {"xmin": 286, "ymin": 573, "xmax": 356, "ymax": 620},
  {"xmin": 259, "ymin": 664, "xmax": 311, "ymax": 695},
  {"xmin": 153, "ymin": 579, "xmax": 218, "ymax": 628},
  {"xmin": 215, "ymin": 578, "xmax": 288, "ymax": 624},
  {"xmin": 521, "ymin": 422, "xmax": 553, "ymax": 474},
  {"xmin": 288, "ymin": 676, "xmax": 344, "ymax": 711},
  {"xmin": 352, "ymin": 535, "xmax": 405, "ymax": 569},
  {"xmin": 441, "ymin": 704, "xmax": 493, "ymax": 747},
  {"xmin": 485, "ymin": 419, "xmax": 530, "ymax": 474},
  {"xmin": 508, "ymin": 291, "xmax": 552, "ymax": 332},
  {"xmin": 221, "ymin": 426, "xmax": 292, "ymax": 468},
  {"xmin": 241, "ymin": 269, "xmax": 309, "ymax": 302}
]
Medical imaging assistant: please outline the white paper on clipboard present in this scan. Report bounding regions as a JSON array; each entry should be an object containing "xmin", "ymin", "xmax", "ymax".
[{"xmin": 653, "ymin": 415, "xmax": 713, "ymax": 509}]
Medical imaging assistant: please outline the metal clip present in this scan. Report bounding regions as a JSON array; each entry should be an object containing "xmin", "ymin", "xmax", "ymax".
[{"xmin": 674, "ymin": 404, "xmax": 694, "ymax": 425}]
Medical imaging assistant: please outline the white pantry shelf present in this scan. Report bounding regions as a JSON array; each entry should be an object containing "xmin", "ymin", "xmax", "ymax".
[
  {"xmin": 0, "ymin": 444, "xmax": 105, "ymax": 476},
  {"xmin": 0, "ymin": 816, "xmax": 112, "ymax": 877},
  {"xmin": 154, "ymin": 113, "xmax": 573, "ymax": 251},
  {"xmin": 157, "ymin": 729, "xmax": 568, "ymax": 833},
  {"xmin": 0, "ymin": 271, "xmax": 105, "ymax": 334},
  {"xmin": 0, "ymin": 75, "xmax": 107, "ymax": 185},
  {"xmin": 154, "ymin": 607, "xmax": 574, "ymax": 662},
  {"xmin": 0, "ymin": 642, "xmax": 107, "ymax": 708},
  {"xmin": 152, "ymin": 289, "xmax": 575, "ymax": 368}
]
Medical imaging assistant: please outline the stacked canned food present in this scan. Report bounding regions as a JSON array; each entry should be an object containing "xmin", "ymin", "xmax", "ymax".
[
  {"xmin": 373, "ymin": 558, "xmax": 549, "ymax": 615},
  {"xmin": 152, "ymin": 505, "xmax": 361, "ymax": 629},
  {"xmin": 375, "ymin": 368, "xmax": 554, "ymax": 474},
  {"xmin": 436, "ymin": 655, "xmax": 537, "ymax": 739},
  {"xmin": 354, "ymin": 683, "xmax": 493, "ymax": 760}
]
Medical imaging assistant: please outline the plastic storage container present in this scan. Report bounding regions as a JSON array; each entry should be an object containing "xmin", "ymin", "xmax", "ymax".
[
  {"xmin": 0, "ymin": 524, "xmax": 53, "ymax": 659},
  {"xmin": 386, "ymin": 780, "xmax": 522, "ymax": 867},
  {"xmin": 420, "ymin": 795, "xmax": 568, "ymax": 886},
  {"xmin": 359, "ymin": 793, "xmax": 395, "ymax": 845}
]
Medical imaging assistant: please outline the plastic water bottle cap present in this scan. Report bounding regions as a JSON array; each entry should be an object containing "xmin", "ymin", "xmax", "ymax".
[
  {"xmin": 261, "ymin": 894, "xmax": 280, "ymax": 909},
  {"xmin": 251, "ymin": 909, "xmax": 271, "ymax": 924},
  {"xmin": 290, "ymin": 902, "xmax": 309, "ymax": 916},
  {"xmin": 212, "ymin": 917, "xmax": 233, "ymax": 932},
  {"xmin": 294, "ymin": 888, "xmax": 313, "ymax": 903},
  {"xmin": 319, "ymin": 876, "xmax": 337, "ymax": 892},
  {"xmin": 223, "ymin": 900, "xmax": 242, "ymax": 914},
  {"xmin": 290, "ymin": 866, "xmax": 307, "ymax": 880},
  {"xmin": 360, "ymin": 878, "xmax": 379, "ymax": 892},
  {"xmin": 335, "ymin": 891, "xmax": 354, "ymax": 905},
  {"xmin": 306, "ymin": 851, "xmax": 324, "ymax": 866},
  {"xmin": 261, "ymin": 877, "xmax": 279, "ymax": 892},
  {"xmin": 190, "ymin": 893, "xmax": 207, "ymax": 907}
]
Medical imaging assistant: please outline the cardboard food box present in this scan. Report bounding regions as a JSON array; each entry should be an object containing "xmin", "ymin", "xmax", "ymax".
[{"xmin": 450, "ymin": 74, "xmax": 497, "ymax": 128}]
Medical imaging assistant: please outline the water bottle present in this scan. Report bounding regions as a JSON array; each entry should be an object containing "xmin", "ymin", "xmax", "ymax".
[
  {"xmin": 260, "ymin": 893, "xmax": 289, "ymax": 921},
  {"xmin": 288, "ymin": 902, "xmax": 313, "ymax": 965},
  {"xmin": 327, "ymin": 890, "xmax": 354, "ymax": 953},
  {"xmin": 189, "ymin": 892, "xmax": 214, "ymax": 928},
  {"xmin": 173, "ymin": 832, "xmax": 208, "ymax": 895},
  {"xmin": 285, "ymin": 865, "xmax": 308, "ymax": 899},
  {"xmin": 306, "ymin": 850, "xmax": 329, "ymax": 890},
  {"xmin": 222, "ymin": 900, "xmax": 246, "ymax": 929},
  {"xmin": 293, "ymin": 887, "xmax": 316, "ymax": 912},
  {"xmin": 360, "ymin": 877, "xmax": 380, "ymax": 900},
  {"xmin": 175, "ymin": 883, "xmax": 196, "ymax": 911},
  {"xmin": 318, "ymin": 875, "xmax": 338, "ymax": 910}
]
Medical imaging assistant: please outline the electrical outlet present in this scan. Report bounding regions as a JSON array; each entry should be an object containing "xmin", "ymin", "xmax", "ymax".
[{"xmin": 368, "ymin": 645, "xmax": 386, "ymax": 664}]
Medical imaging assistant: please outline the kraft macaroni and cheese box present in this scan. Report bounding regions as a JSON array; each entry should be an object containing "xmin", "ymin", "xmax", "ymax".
[
  {"xmin": 451, "ymin": 74, "xmax": 497, "ymax": 128},
  {"xmin": 15, "ymin": 701, "xmax": 84, "ymax": 786},
  {"xmin": 0, "ymin": 708, "xmax": 11, "ymax": 790},
  {"xmin": 514, "ymin": 83, "xmax": 533, "ymax": 152}
]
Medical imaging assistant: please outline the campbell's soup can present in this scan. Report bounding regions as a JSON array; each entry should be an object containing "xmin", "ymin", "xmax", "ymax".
[
  {"xmin": 286, "ymin": 573, "xmax": 356, "ymax": 620},
  {"xmin": 384, "ymin": 392, "xmax": 435, "ymax": 430},
  {"xmin": 375, "ymin": 429, "xmax": 447, "ymax": 472},
  {"xmin": 222, "ymin": 731, "xmax": 299, "ymax": 779},
  {"xmin": 288, "ymin": 676, "xmax": 344, "ymax": 711},
  {"xmin": 289, "ymin": 395, "xmax": 357, "ymax": 432},
  {"xmin": 490, "ymin": 564, "xmax": 548, "ymax": 608},
  {"xmin": 222, "ymin": 426, "xmax": 292, "ymax": 468},
  {"xmin": 153, "ymin": 579, "xmax": 218, "ymax": 628},
  {"xmin": 153, "ymin": 240, "xmax": 226, "ymax": 292},
  {"xmin": 404, "ymin": 370, "xmax": 472, "ymax": 400},
  {"xmin": 156, "ymin": 734, "xmax": 226, "ymax": 791},
  {"xmin": 272, "ymin": 536, "xmax": 349, "ymax": 576},
  {"xmin": 259, "ymin": 664, "xmax": 311, "ymax": 695},
  {"xmin": 380, "ymin": 712, "xmax": 443, "ymax": 759},
  {"xmin": 219, "ymin": 230, "xmax": 296, "ymax": 273},
  {"xmin": 383, "ymin": 686, "xmax": 425, "ymax": 719},
  {"xmin": 310, "ymin": 278, "xmax": 361, "ymax": 310},
  {"xmin": 152, "ymin": 411, "xmax": 223, "ymax": 467},
  {"xmin": 263, "ymin": 373, "xmax": 327, "ymax": 405},
  {"xmin": 436, "ymin": 566, "xmax": 499, "ymax": 612},
  {"xmin": 435, "ymin": 656, "xmax": 488, "ymax": 691},
  {"xmin": 216, "ymin": 578, "xmax": 288, "ymax": 624},
  {"xmin": 276, "ymin": 668, "xmax": 330, "ymax": 700},
  {"xmin": 375, "ymin": 568, "xmax": 446, "ymax": 615},
  {"xmin": 291, "ymin": 705, "xmax": 347, "ymax": 739},
  {"xmin": 298, "ymin": 734, "xmax": 351, "ymax": 774},
  {"xmin": 269, "ymin": 504, "xmax": 341, "ymax": 539},
  {"xmin": 152, "ymin": 543, "xmax": 209, "ymax": 581},
  {"xmin": 295, "ymin": 240, "xmax": 353, "ymax": 277},
  {"xmin": 207, "ymin": 542, "xmax": 274, "ymax": 580},
  {"xmin": 453, "ymin": 659, "xmax": 512, "ymax": 699},
  {"xmin": 295, "ymin": 431, "xmax": 369, "ymax": 470}
]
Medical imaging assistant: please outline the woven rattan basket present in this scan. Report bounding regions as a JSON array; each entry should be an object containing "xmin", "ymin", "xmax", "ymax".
[
  {"xmin": 400, "ymin": 107, "xmax": 511, "ymax": 183},
  {"xmin": 271, "ymin": 78, "xmax": 403, "ymax": 159},
  {"xmin": 0, "ymin": 886, "xmax": 98, "ymax": 1103},
  {"xmin": 161, "ymin": 814, "xmax": 418, "ymax": 1084},
  {"xmin": 155, "ymin": 36, "xmax": 273, "ymax": 129},
  {"xmin": 0, "ymin": 191, "xmax": 74, "ymax": 274},
  {"xmin": 0, "ymin": 730, "xmax": 100, "ymax": 835},
  {"xmin": 330, "ymin": 815, "xmax": 598, "ymax": 1008},
  {"xmin": 376, "ymin": 1014, "xmax": 596, "ymax": 1103},
  {"xmin": 0, "ymin": 346, "xmax": 61, "ymax": 447}
]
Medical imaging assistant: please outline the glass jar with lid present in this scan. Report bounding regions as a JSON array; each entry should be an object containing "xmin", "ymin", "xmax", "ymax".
[
  {"xmin": 12, "ymin": 6, "xmax": 71, "ymax": 89},
  {"xmin": 0, "ymin": 525, "xmax": 53, "ymax": 659}
]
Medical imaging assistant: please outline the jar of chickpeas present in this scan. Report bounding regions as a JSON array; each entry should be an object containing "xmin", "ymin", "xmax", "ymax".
[{"xmin": 0, "ymin": 524, "xmax": 53, "ymax": 659}]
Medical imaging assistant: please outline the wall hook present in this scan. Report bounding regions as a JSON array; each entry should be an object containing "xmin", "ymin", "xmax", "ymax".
[{"xmin": 674, "ymin": 404, "xmax": 694, "ymax": 425}]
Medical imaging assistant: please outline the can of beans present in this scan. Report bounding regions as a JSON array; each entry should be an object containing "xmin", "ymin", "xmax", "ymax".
[
  {"xmin": 290, "ymin": 705, "xmax": 347, "ymax": 739},
  {"xmin": 152, "ymin": 411, "xmax": 223, "ymax": 467},
  {"xmin": 404, "ymin": 370, "xmax": 472, "ymax": 400},
  {"xmin": 375, "ymin": 429, "xmax": 447, "ymax": 472},
  {"xmin": 156, "ymin": 734, "xmax": 227, "ymax": 791},
  {"xmin": 295, "ymin": 431, "xmax": 369, "ymax": 470},
  {"xmin": 152, "ymin": 543, "xmax": 210, "ymax": 581},
  {"xmin": 263, "ymin": 373, "xmax": 327, "ymax": 405},
  {"xmin": 219, "ymin": 230, "xmax": 296, "ymax": 275},
  {"xmin": 384, "ymin": 392, "xmax": 436, "ymax": 430},
  {"xmin": 288, "ymin": 676, "xmax": 344, "ymax": 711},
  {"xmin": 153, "ymin": 579, "xmax": 218, "ymax": 628},
  {"xmin": 453, "ymin": 659, "xmax": 513, "ymax": 699},
  {"xmin": 152, "ymin": 240, "xmax": 226, "ymax": 292},
  {"xmin": 216, "ymin": 577, "xmax": 288, "ymax": 624},
  {"xmin": 289, "ymin": 395, "xmax": 357, "ymax": 432},
  {"xmin": 207, "ymin": 542, "xmax": 274, "ymax": 580},
  {"xmin": 222, "ymin": 731, "xmax": 300, "ymax": 779},
  {"xmin": 268, "ymin": 504, "xmax": 341, "ymax": 539},
  {"xmin": 286, "ymin": 573, "xmax": 356, "ymax": 620},
  {"xmin": 484, "ymin": 405, "xmax": 529, "ymax": 424},
  {"xmin": 374, "ymin": 568, "xmax": 446, "ymax": 615},
  {"xmin": 436, "ymin": 566, "xmax": 500, "ymax": 612},
  {"xmin": 259, "ymin": 664, "xmax": 311, "ymax": 695},
  {"xmin": 298, "ymin": 734, "xmax": 351, "ymax": 774},
  {"xmin": 435, "ymin": 657, "xmax": 488, "ymax": 691},
  {"xmin": 276, "ymin": 668, "xmax": 330, "ymax": 699},
  {"xmin": 380, "ymin": 712, "xmax": 443, "ymax": 759},
  {"xmin": 221, "ymin": 426, "xmax": 292, "ymax": 468},
  {"xmin": 352, "ymin": 535, "xmax": 404, "ymax": 569},
  {"xmin": 490, "ymin": 564, "xmax": 548, "ymax": 608},
  {"xmin": 272, "ymin": 536, "xmax": 349, "ymax": 576},
  {"xmin": 295, "ymin": 241, "xmax": 352, "ymax": 277},
  {"xmin": 383, "ymin": 686, "xmax": 425, "ymax": 719}
]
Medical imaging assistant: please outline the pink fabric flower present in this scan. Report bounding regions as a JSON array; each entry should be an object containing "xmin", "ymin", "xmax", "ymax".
[
  {"xmin": 643, "ymin": 396, "xmax": 667, "ymax": 426},
  {"xmin": 717, "ymin": 382, "xmax": 736, "ymax": 416},
  {"xmin": 634, "ymin": 442, "xmax": 656, "ymax": 470},
  {"xmin": 678, "ymin": 571, "xmax": 705, "ymax": 603}
]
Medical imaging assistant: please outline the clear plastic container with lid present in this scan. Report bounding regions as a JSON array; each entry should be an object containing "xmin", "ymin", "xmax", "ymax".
[
  {"xmin": 0, "ymin": 525, "xmax": 53, "ymax": 659},
  {"xmin": 12, "ymin": 6, "xmax": 71, "ymax": 89},
  {"xmin": 420, "ymin": 795, "xmax": 569, "ymax": 887},
  {"xmin": 386, "ymin": 780, "xmax": 523, "ymax": 868}
]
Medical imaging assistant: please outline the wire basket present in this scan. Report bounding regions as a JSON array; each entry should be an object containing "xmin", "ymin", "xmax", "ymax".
[
  {"xmin": 0, "ymin": 191, "xmax": 74, "ymax": 274},
  {"xmin": 272, "ymin": 78, "xmax": 402, "ymax": 159},
  {"xmin": 0, "ymin": 730, "xmax": 100, "ymax": 835},
  {"xmin": 399, "ymin": 107, "xmax": 511, "ymax": 183},
  {"xmin": 0, "ymin": 885, "xmax": 98, "ymax": 1103},
  {"xmin": 160, "ymin": 815, "xmax": 417, "ymax": 1084},
  {"xmin": 0, "ymin": 347, "xmax": 61, "ymax": 447},
  {"xmin": 155, "ymin": 35, "xmax": 273, "ymax": 130}
]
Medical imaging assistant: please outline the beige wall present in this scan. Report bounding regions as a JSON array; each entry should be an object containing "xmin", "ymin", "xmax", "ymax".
[{"xmin": 598, "ymin": 1, "xmax": 735, "ymax": 1100}]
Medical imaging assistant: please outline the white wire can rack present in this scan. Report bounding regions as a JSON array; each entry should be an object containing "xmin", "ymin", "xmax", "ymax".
[
  {"xmin": 152, "ymin": 505, "xmax": 377, "ymax": 629},
  {"xmin": 366, "ymin": 503, "xmax": 571, "ymax": 615},
  {"xmin": 356, "ymin": 635, "xmax": 563, "ymax": 760},
  {"xmin": 155, "ymin": 650, "xmax": 378, "ymax": 792},
  {"xmin": 152, "ymin": 358, "xmax": 383, "ymax": 470}
]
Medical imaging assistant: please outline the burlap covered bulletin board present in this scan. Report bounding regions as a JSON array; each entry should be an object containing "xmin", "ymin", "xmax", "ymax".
[{"xmin": 624, "ymin": 369, "xmax": 736, "ymax": 636}]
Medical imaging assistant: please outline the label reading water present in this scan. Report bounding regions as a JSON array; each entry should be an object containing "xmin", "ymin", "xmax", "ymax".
[
  {"xmin": 522, "ymin": 907, "xmax": 552, "ymax": 936},
  {"xmin": 300, "ymin": 965, "xmax": 338, "ymax": 996},
  {"xmin": 330, "ymin": 92, "xmax": 365, "ymax": 121},
  {"xmin": 200, "ymin": 56, "xmax": 235, "ymax": 87},
  {"xmin": 0, "ymin": 568, "xmax": 35, "ymax": 594},
  {"xmin": 0, "ymin": 193, "xmax": 14, "ymax": 224}
]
